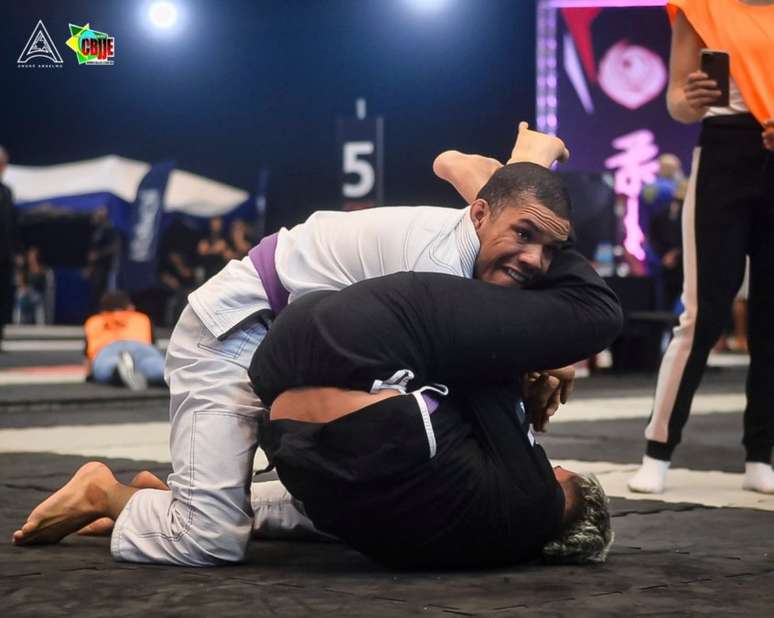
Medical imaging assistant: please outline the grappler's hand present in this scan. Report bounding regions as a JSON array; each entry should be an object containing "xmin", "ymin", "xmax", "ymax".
[
  {"xmin": 523, "ymin": 365, "xmax": 575, "ymax": 432},
  {"xmin": 524, "ymin": 373, "xmax": 560, "ymax": 432}
]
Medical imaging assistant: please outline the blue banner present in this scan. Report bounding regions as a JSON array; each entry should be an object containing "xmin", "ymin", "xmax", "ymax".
[{"xmin": 119, "ymin": 160, "xmax": 175, "ymax": 292}]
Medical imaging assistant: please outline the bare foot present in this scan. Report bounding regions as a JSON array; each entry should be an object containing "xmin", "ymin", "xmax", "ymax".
[
  {"xmin": 77, "ymin": 470, "xmax": 169, "ymax": 537},
  {"xmin": 508, "ymin": 121, "xmax": 570, "ymax": 168},
  {"xmin": 433, "ymin": 150, "xmax": 503, "ymax": 205},
  {"xmin": 12, "ymin": 461, "xmax": 117, "ymax": 546}
]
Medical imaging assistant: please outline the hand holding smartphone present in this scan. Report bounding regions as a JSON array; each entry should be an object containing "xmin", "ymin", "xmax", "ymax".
[{"xmin": 700, "ymin": 49, "xmax": 730, "ymax": 107}]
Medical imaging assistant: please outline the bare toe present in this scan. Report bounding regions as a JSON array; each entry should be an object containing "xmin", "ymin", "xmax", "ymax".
[
  {"xmin": 130, "ymin": 470, "xmax": 169, "ymax": 491},
  {"xmin": 77, "ymin": 517, "xmax": 115, "ymax": 537}
]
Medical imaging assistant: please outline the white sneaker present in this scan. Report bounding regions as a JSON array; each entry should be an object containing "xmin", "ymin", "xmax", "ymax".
[
  {"xmin": 742, "ymin": 462, "xmax": 774, "ymax": 494},
  {"xmin": 628, "ymin": 455, "xmax": 670, "ymax": 494},
  {"xmin": 116, "ymin": 351, "xmax": 147, "ymax": 391}
]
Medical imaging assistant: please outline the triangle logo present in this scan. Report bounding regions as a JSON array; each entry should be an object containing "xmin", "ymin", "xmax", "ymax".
[{"xmin": 17, "ymin": 20, "xmax": 64, "ymax": 64}]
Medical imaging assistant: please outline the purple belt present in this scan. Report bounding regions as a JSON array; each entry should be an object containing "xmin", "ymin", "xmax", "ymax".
[
  {"xmin": 249, "ymin": 232, "xmax": 290, "ymax": 315},
  {"xmin": 422, "ymin": 393, "xmax": 440, "ymax": 414}
]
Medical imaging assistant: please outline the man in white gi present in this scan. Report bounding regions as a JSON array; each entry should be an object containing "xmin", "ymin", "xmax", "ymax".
[{"xmin": 13, "ymin": 124, "xmax": 575, "ymax": 566}]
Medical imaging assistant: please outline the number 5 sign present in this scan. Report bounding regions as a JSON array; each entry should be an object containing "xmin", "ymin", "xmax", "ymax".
[{"xmin": 337, "ymin": 114, "xmax": 384, "ymax": 211}]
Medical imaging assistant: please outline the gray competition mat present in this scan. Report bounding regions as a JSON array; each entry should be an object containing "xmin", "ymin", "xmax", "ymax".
[
  {"xmin": 1, "ymin": 454, "xmax": 773, "ymax": 616},
  {"xmin": 1, "ymin": 359, "xmax": 772, "ymax": 616}
]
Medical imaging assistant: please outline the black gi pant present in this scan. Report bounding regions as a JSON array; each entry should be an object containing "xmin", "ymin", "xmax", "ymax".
[{"xmin": 264, "ymin": 387, "xmax": 563, "ymax": 569}]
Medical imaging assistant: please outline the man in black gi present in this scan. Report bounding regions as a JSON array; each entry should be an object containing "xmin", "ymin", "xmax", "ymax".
[{"xmin": 249, "ymin": 168, "xmax": 622, "ymax": 568}]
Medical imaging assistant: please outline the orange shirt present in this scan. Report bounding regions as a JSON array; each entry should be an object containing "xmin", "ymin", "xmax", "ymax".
[
  {"xmin": 668, "ymin": 0, "xmax": 774, "ymax": 124},
  {"xmin": 84, "ymin": 310, "xmax": 153, "ymax": 361}
]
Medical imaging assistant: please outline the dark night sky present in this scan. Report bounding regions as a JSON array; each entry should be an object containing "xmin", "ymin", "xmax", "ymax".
[{"xmin": 1, "ymin": 0, "xmax": 537, "ymax": 231}]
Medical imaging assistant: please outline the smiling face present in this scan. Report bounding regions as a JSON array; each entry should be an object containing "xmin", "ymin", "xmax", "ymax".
[{"xmin": 471, "ymin": 197, "xmax": 570, "ymax": 287}]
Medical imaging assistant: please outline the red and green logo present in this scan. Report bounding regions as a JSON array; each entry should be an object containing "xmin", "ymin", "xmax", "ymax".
[{"xmin": 66, "ymin": 23, "xmax": 115, "ymax": 65}]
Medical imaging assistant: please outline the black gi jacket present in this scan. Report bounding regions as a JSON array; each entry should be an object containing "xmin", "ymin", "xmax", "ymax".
[{"xmin": 249, "ymin": 248, "xmax": 622, "ymax": 568}]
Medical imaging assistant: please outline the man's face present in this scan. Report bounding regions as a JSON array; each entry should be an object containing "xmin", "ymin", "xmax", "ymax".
[
  {"xmin": 658, "ymin": 154, "xmax": 680, "ymax": 179},
  {"xmin": 471, "ymin": 198, "xmax": 570, "ymax": 287}
]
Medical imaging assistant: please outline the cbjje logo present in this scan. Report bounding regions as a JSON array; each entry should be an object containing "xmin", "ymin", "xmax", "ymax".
[
  {"xmin": 66, "ymin": 23, "xmax": 115, "ymax": 65},
  {"xmin": 17, "ymin": 19, "xmax": 64, "ymax": 68}
]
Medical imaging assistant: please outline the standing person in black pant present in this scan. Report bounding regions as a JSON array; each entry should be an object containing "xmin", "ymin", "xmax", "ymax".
[
  {"xmin": 0, "ymin": 146, "xmax": 21, "ymax": 350},
  {"xmin": 647, "ymin": 179, "xmax": 686, "ymax": 311},
  {"xmin": 629, "ymin": 0, "xmax": 774, "ymax": 494},
  {"xmin": 84, "ymin": 207, "xmax": 120, "ymax": 314}
]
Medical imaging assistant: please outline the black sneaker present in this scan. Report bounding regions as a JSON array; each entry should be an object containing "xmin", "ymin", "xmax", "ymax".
[{"xmin": 116, "ymin": 351, "xmax": 148, "ymax": 391}]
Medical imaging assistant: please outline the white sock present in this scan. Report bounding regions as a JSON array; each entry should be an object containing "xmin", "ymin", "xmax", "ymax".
[
  {"xmin": 628, "ymin": 455, "xmax": 670, "ymax": 494},
  {"xmin": 742, "ymin": 462, "xmax": 774, "ymax": 494}
]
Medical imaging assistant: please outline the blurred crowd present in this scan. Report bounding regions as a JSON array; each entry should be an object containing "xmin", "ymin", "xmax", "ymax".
[
  {"xmin": 147, "ymin": 214, "xmax": 258, "ymax": 326},
  {"xmin": 0, "ymin": 145, "xmax": 259, "ymax": 339}
]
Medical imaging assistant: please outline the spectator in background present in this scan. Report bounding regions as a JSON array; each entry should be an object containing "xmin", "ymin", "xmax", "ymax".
[
  {"xmin": 0, "ymin": 146, "xmax": 21, "ymax": 349},
  {"xmin": 639, "ymin": 153, "xmax": 685, "ymax": 245},
  {"xmin": 229, "ymin": 218, "xmax": 257, "ymax": 259},
  {"xmin": 196, "ymin": 216, "xmax": 235, "ymax": 280},
  {"xmin": 13, "ymin": 247, "xmax": 49, "ymax": 325},
  {"xmin": 84, "ymin": 290, "xmax": 164, "ymax": 391},
  {"xmin": 84, "ymin": 207, "xmax": 120, "ymax": 313},
  {"xmin": 647, "ymin": 178, "xmax": 687, "ymax": 311},
  {"xmin": 158, "ymin": 218, "xmax": 198, "ymax": 326},
  {"xmin": 714, "ymin": 261, "xmax": 750, "ymax": 355}
]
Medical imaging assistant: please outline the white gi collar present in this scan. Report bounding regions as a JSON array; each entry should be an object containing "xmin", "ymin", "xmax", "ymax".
[{"xmin": 455, "ymin": 207, "xmax": 480, "ymax": 279}]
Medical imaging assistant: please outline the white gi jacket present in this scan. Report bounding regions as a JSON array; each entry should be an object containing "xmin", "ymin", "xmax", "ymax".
[
  {"xmin": 188, "ymin": 205, "xmax": 480, "ymax": 338},
  {"xmin": 112, "ymin": 204, "xmax": 484, "ymax": 566}
]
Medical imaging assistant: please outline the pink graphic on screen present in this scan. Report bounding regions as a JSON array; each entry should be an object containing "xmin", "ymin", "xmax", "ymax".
[
  {"xmin": 598, "ymin": 41, "xmax": 667, "ymax": 109},
  {"xmin": 604, "ymin": 129, "xmax": 660, "ymax": 260}
]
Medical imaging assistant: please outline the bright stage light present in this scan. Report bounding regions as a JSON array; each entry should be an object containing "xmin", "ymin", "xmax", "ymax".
[
  {"xmin": 406, "ymin": 0, "xmax": 449, "ymax": 14},
  {"xmin": 149, "ymin": 2, "xmax": 178, "ymax": 29}
]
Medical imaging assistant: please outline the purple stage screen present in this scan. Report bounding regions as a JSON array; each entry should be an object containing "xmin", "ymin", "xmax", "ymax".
[{"xmin": 537, "ymin": 0, "xmax": 699, "ymax": 259}]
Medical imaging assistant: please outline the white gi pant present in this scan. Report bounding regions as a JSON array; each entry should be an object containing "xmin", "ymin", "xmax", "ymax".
[{"xmin": 111, "ymin": 295, "xmax": 317, "ymax": 566}]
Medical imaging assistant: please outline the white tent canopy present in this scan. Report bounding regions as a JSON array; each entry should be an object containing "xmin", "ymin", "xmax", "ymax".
[{"xmin": 5, "ymin": 155, "xmax": 250, "ymax": 218}]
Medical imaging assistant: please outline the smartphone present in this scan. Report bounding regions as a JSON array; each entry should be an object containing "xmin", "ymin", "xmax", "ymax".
[{"xmin": 700, "ymin": 49, "xmax": 730, "ymax": 107}]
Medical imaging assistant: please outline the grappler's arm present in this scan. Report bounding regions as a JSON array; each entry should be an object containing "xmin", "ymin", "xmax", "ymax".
[
  {"xmin": 297, "ymin": 248, "xmax": 622, "ymax": 390},
  {"xmin": 249, "ymin": 248, "xmax": 622, "ymax": 405},
  {"xmin": 419, "ymin": 248, "xmax": 623, "ymax": 383}
]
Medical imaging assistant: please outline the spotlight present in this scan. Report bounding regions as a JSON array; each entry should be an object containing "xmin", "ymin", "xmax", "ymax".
[
  {"xmin": 149, "ymin": 2, "xmax": 178, "ymax": 29},
  {"xmin": 406, "ymin": 0, "xmax": 448, "ymax": 14}
]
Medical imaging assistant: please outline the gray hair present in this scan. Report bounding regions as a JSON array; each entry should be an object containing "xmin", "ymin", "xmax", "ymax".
[{"xmin": 542, "ymin": 473, "xmax": 614, "ymax": 564}]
